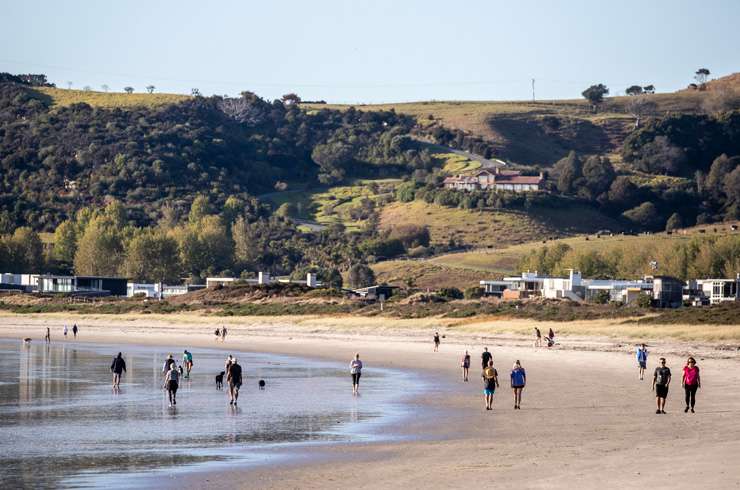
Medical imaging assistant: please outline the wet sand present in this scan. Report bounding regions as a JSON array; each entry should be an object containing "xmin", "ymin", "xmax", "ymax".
[{"xmin": 2, "ymin": 314, "xmax": 740, "ymax": 489}]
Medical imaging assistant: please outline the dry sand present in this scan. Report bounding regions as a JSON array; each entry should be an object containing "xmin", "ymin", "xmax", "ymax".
[{"xmin": 2, "ymin": 313, "xmax": 740, "ymax": 489}]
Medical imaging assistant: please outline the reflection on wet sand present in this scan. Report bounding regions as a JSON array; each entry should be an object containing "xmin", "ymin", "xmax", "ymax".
[{"xmin": 0, "ymin": 340, "xmax": 410, "ymax": 488}]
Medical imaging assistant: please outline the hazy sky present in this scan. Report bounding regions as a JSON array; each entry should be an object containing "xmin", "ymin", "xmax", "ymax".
[{"xmin": 1, "ymin": 0, "xmax": 738, "ymax": 103}]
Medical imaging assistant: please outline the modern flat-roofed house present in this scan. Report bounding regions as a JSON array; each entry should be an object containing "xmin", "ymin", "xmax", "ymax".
[
  {"xmin": 350, "ymin": 285, "xmax": 397, "ymax": 301},
  {"xmin": 0, "ymin": 273, "xmax": 39, "ymax": 291},
  {"xmin": 686, "ymin": 277, "xmax": 740, "ymax": 305},
  {"xmin": 648, "ymin": 275, "xmax": 684, "ymax": 308},
  {"xmin": 38, "ymin": 275, "xmax": 128, "ymax": 296},
  {"xmin": 444, "ymin": 168, "xmax": 544, "ymax": 192},
  {"xmin": 481, "ymin": 271, "xmax": 548, "ymax": 299}
]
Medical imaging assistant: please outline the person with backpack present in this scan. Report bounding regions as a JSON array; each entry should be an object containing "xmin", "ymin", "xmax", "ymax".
[
  {"xmin": 637, "ymin": 344, "xmax": 648, "ymax": 380},
  {"xmin": 682, "ymin": 357, "xmax": 701, "ymax": 413},
  {"xmin": 482, "ymin": 360, "xmax": 499, "ymax": 411},
  {"xmin": 510, "ymin": 360, "xmax": 526, "ymax": 409},
  {"xmin": 110, "ymin": 352, "xmax": 126, "ymax": 390},
  {"xmin": 460, "ymin": 350, "xmax": 471, "ymax": 382},
  {"xmin": 652, "ymin": 357, "xmax": 671, "ymax": 414},
  {"xmin": 164, "ymin": 363, "xmax": 180, "ymax": 407}
]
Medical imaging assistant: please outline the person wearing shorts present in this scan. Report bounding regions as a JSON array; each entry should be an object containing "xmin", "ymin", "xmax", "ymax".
[
  {"xmin": 682, "ymin": 357, "xmax": 700, "ymax": 413},
  {"xmin": 164, "ymin": 364, "xmax": 179, "ymax": 407},
  {"xmin": 183, "ymin": 350, "xmax": 193, "ymax": 378},
  {"xmin": 481, "ymin": 347, "xmax": 492, "ymax": 370},
  {"xmin": 110, "ymin": 352, "xmax": 127, "ymax": 390},
  {"xmin": 227, "ymin": 358, "xmax": 242, "ymax": 405},
  {"xmin": 482, "ymin": 360, "xmax": 499, "ymax": 411},
  {"xmin": 510, "ymin": 360, "xmax": 526, "ymax": 409},
  {"xmin": 534, "ymin": 327, "xmax": 542, "ymax": 348},
  {"xmin": 652, "ymin": 357, "xmax": 671, "ymax": 414},
  {"xmin": 637, "ymin": 344, "xmax": 648, "ymax": 380},
  {"xmin": 433, "ymin": 332, "xmax": 440, "ymax": 352},
  {"xmin": 350, "ymin": 353, "xmax": 363, "ymax": 395}
]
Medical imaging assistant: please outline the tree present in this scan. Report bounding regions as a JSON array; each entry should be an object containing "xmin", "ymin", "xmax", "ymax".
[
  {"xmin": 191, "ymin": 88, "xmax": 201, "ymax": 97},
  {"xmin": 622, "ymin": 202, "xmax": 660, "ymax": 229},
  {"xmin": 101, "ymin": 84, "xmax": 109, "ymax": 92},
  {"xmin": 593, "ymin": 290, "xmax": 610, "ymax": 304},
  {"xmin": 83, "ymin": 86, "xmax": 92, "ymax": 92},
  {"xmin": 665, "ymin": 212, "xmax": 683, "ymax": 231},
  {"xmin": 582, "ymin": 84, "xmax": 609, "ymax": 111},
  {"xmin": 52, "ymin": 220, "xmax": 78, "ymax": 266},
  {"xmin": 694, "ymin": 68, "xmax": 710, "ymax": 87},
  {"xmin": 438, "ymin": 287, "xmax": 463, "ymax": 299},
  {"xmin": 123, "ymin": 229, "xmax": 180, "ymax": 282},
  {"xmin": 724, "ymin": 167, "xmax": 740, "ymax": 219},
  {"xmin": 347, "ymin": 264, "xmax": 375, "ymax": 288},
  {"xmin": 553, "ymin": 151, "xmax": 583, "ymax": 194},
  {"xmin": 222, "ymin": 196, "xmax": 243, "ymax": 225},
  {"xmin": 322, "ymin": 268, "xmax": 343, "ymax": 289},
  {"xmin": 281, "ymin": 93, "xmax": 301, "ymax": 105},
  {"xmin": 275, "ymin": 202, "xmax": 297, "ymax": 218},
  {"xmin": 66, "ymin": 81, "xmax": 73, "ymax": 89},
  {"xmin": 4, "ymin": 227, "xmax": 44, "ymax": 273},
  {"xmin": 581, "ymin": 156, "xmax": 615, "ymax": 200},
  {"xmin": 643, "ymin": 85, "xmax": 655, "ymax": 94},
  {"xmin": 636, "ymin": 293, "xmax": 653, "ymax": 308},
  {"xmin": 395, "ymin": 181, "xmax": 416, "ymax": 202},
  {"xmin": 123, "ymin": 86, "xmax": 134, "ymax": 94},
  {"xmin": 627, "ymin": 96, "xmax": 655, "ymax": 128},
  {"xmin": 188, "ymin": 194, "xmax": 212, "ymax": 223},
  {"xmin": 625, "ymin": 85, "xmax": 643, "ymax": 96},
  {"xmin": 73, "ymin": 216, "xmax": 124, "ymax": 276},
  {"xmin": 146, "ymin": 85, "xmax": 155, "ymax": 94}
]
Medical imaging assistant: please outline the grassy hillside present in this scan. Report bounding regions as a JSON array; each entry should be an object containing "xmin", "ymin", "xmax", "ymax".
[{"xmin": 37, "ymin": 87, "xmax": 190, "ymax": 108}]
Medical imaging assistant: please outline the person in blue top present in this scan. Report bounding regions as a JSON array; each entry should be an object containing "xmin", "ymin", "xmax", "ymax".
[
  {"xmin": 510, "ymin": 360, "xmax": 526, "ymax": 409},
  {"xmin": 636, "ymin": 344, "xmax": 648, "ymax": 381}
]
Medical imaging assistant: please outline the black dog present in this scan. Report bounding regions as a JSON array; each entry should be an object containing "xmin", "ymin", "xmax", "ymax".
[
  {"xmin": 215, "ymin": 371, "xmax": 225, "ymax": 390},
  {"xmin": 258, "ymin": 379, "xmax": 266, "ymax": 390}
]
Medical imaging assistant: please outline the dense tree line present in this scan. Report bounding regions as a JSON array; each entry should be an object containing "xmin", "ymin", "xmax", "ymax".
[
  {"xmin": 518, "ymin": 234, "xmax": 740, "ymax": 281},
  {"xmin": 0, "ymin": 78, "xmax": 423, "ymax": 231}
]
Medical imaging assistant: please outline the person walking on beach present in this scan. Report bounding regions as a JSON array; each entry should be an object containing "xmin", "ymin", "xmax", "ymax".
[
  {"xmin": 510, "ymin": 360, "xmax": 526, "ymax": 409},
  {"xmin": 433, "ymin": 332, "xmax": 440, "ymax": 352},
  {"xmin": 227, "ymin": 357, "xmax": 242, "ymax": 405},
  {"xmin": 481, "ymin": 347, "xmax": 492, "ymax": 370},
  {"xmin": 164, "ymin": 363, "xmax": 180, "ymax": 407},
  {"xmin": 72, "ymin": 324, "xmax": 78, "ymax": 338},
  {"xmin": 225, "ymin": 354, "xmax": 233, "ymax": 373},
  {"xmin": 652, "ymin": 357, "xmax": 671, "ymax": 414},
  {"xmin": 351, "ymin": 353, "xmax": 363, "ymax": 395},
  {"xmin": 183, "ymin": 350, "xmax": 193, "ymax": 379},
  {"xmin": 682, "ymin": 357, "xmax": 701, "ymax": 413},
  {"xmin": 637, "ymin": 344, "xmax": 649, "ymax": 380},
  {"xmin": 45, "ymin": 327, "xmax": 51, "ymax": 344},
  {"xmin": 63, "ymin": 325, "xmax": 68, "ymax": 338},
  {"xmin": 221, "ymin": 326, "xmax": 228, "ymax": 342},
  {"xmin": 482, "ymin": 360, "xmax": 499, "ymax": 411},
  {"xmin": 461, "ymin": 351, "xmax": 471, "ymax": 382},
  {"xmin": 534, "ymin": 327, "xmax": 542, "ymax": 348},
  {"xmin": 111, "ymin": 352, "xmax": 126, "ymax": 390},
  {"xmin": 214, "ymin": 328, "xmax": 221, "ymax": 340},
  {"xmin": 162, "ymin": 354, "xmax": 176, "ymax": 386}
]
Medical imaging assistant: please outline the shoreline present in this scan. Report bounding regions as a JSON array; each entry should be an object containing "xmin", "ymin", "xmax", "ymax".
[{"xmin": 3, "ymin": 314, "xmax": 740, "ymax": 488}]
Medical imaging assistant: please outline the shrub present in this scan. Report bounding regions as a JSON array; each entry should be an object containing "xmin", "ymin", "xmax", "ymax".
[
  {"xmin": 636, "ymin": 293, "xmax": 653, "ymax": 308},
  {"xmin": 438, "ymin": 287, "xmax": 463, "ymax": 299},
  {"xmin": 463, "ymin": 287, "xmax": 484, "ymax": 299}
]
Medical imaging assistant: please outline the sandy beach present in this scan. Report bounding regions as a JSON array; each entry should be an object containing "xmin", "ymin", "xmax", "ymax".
[{"xmin": 2, "ymin": 313, "xmax": 740, "ymax": 489}]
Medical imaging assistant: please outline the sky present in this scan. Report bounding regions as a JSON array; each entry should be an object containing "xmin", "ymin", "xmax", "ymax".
[{"xmin": 1, "ymin": 0, "xmax": 739, "ymax": 103}]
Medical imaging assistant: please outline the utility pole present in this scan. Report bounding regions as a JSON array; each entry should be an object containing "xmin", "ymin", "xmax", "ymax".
[{"xmin": 531, "ymin": 78, "xmax": 535, "ymax": 102}]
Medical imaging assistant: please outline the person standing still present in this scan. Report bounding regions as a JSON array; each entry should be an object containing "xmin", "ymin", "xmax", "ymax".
[
  {"xmin": 534, "ymin": 327, "xmax": 542, "ymax": 348},
  {"xmin": 72, "ymin": 324, "xmax": 78, "ymax": 338},
  {"xmin": 433, "ymin": 332, "xmax": 440, "ymax": 352},
  {"xmin": 652, "ymin": 357, "xmax": 671, "ymax": 414},
  {"xmin": 350, "ymin": 353, "xmax": 363, "ymax": 395},
  {"xmin": 111, "ymin": 352, "xmax": 126, "ymax": 390},
  {"xmin": 461, "ymin": 351, "xmax": 471, "ymax": 382},
  {"xmin": 481, "ymin": 347, "xmax": 492, "ymax": 370},
  {"xmin": 221, "ymin": 326, "xmax": 228, "ymax": 342},
  {"xmin": 637, "ymin": 344, "xmax": 648, "ymax": 380},
  {"xmin": 682, "ymin": 357, "xmax": 701, "ymax": 413},
  {"xmin": 482, "ymin": 360, "xmax": 499, "ymax": 411},
  {"xmin": 45, "ymin": 327, "xmax": 51, "ymax": 344}
]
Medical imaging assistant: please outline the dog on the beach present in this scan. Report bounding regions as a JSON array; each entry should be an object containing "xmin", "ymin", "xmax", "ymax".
[
  {"xmin": 258, "ymin": 379, "xmax": 266, "ymax": 390},
  {"xmin": 215, "ymin": 371, "xmax": 225, "ymax": 390}
]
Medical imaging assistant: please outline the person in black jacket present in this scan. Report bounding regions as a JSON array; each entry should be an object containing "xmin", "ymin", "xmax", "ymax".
[
  {"xmin": 111, "ymin": 352, "xmax": 127, "ymax": 390},
  {"xmin": 227, "ymin": 358, "xmax": 243, "ymax": 406}
]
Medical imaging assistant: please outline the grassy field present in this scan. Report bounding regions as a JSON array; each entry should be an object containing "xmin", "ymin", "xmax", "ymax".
[
  {"xmin": 426, "ymin": 221, "xmax": 740, "ymax": 275},
  {"xmin": 437, "ymin": 152, "xmax": 482, "ymax": 174},
  {"xmin": 262, "ymin": 179, "xmax": 400, "ymax": 231},
  {"xmin": 38, "ymin": 87, "xmax": 190, "ymax": 108}
]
